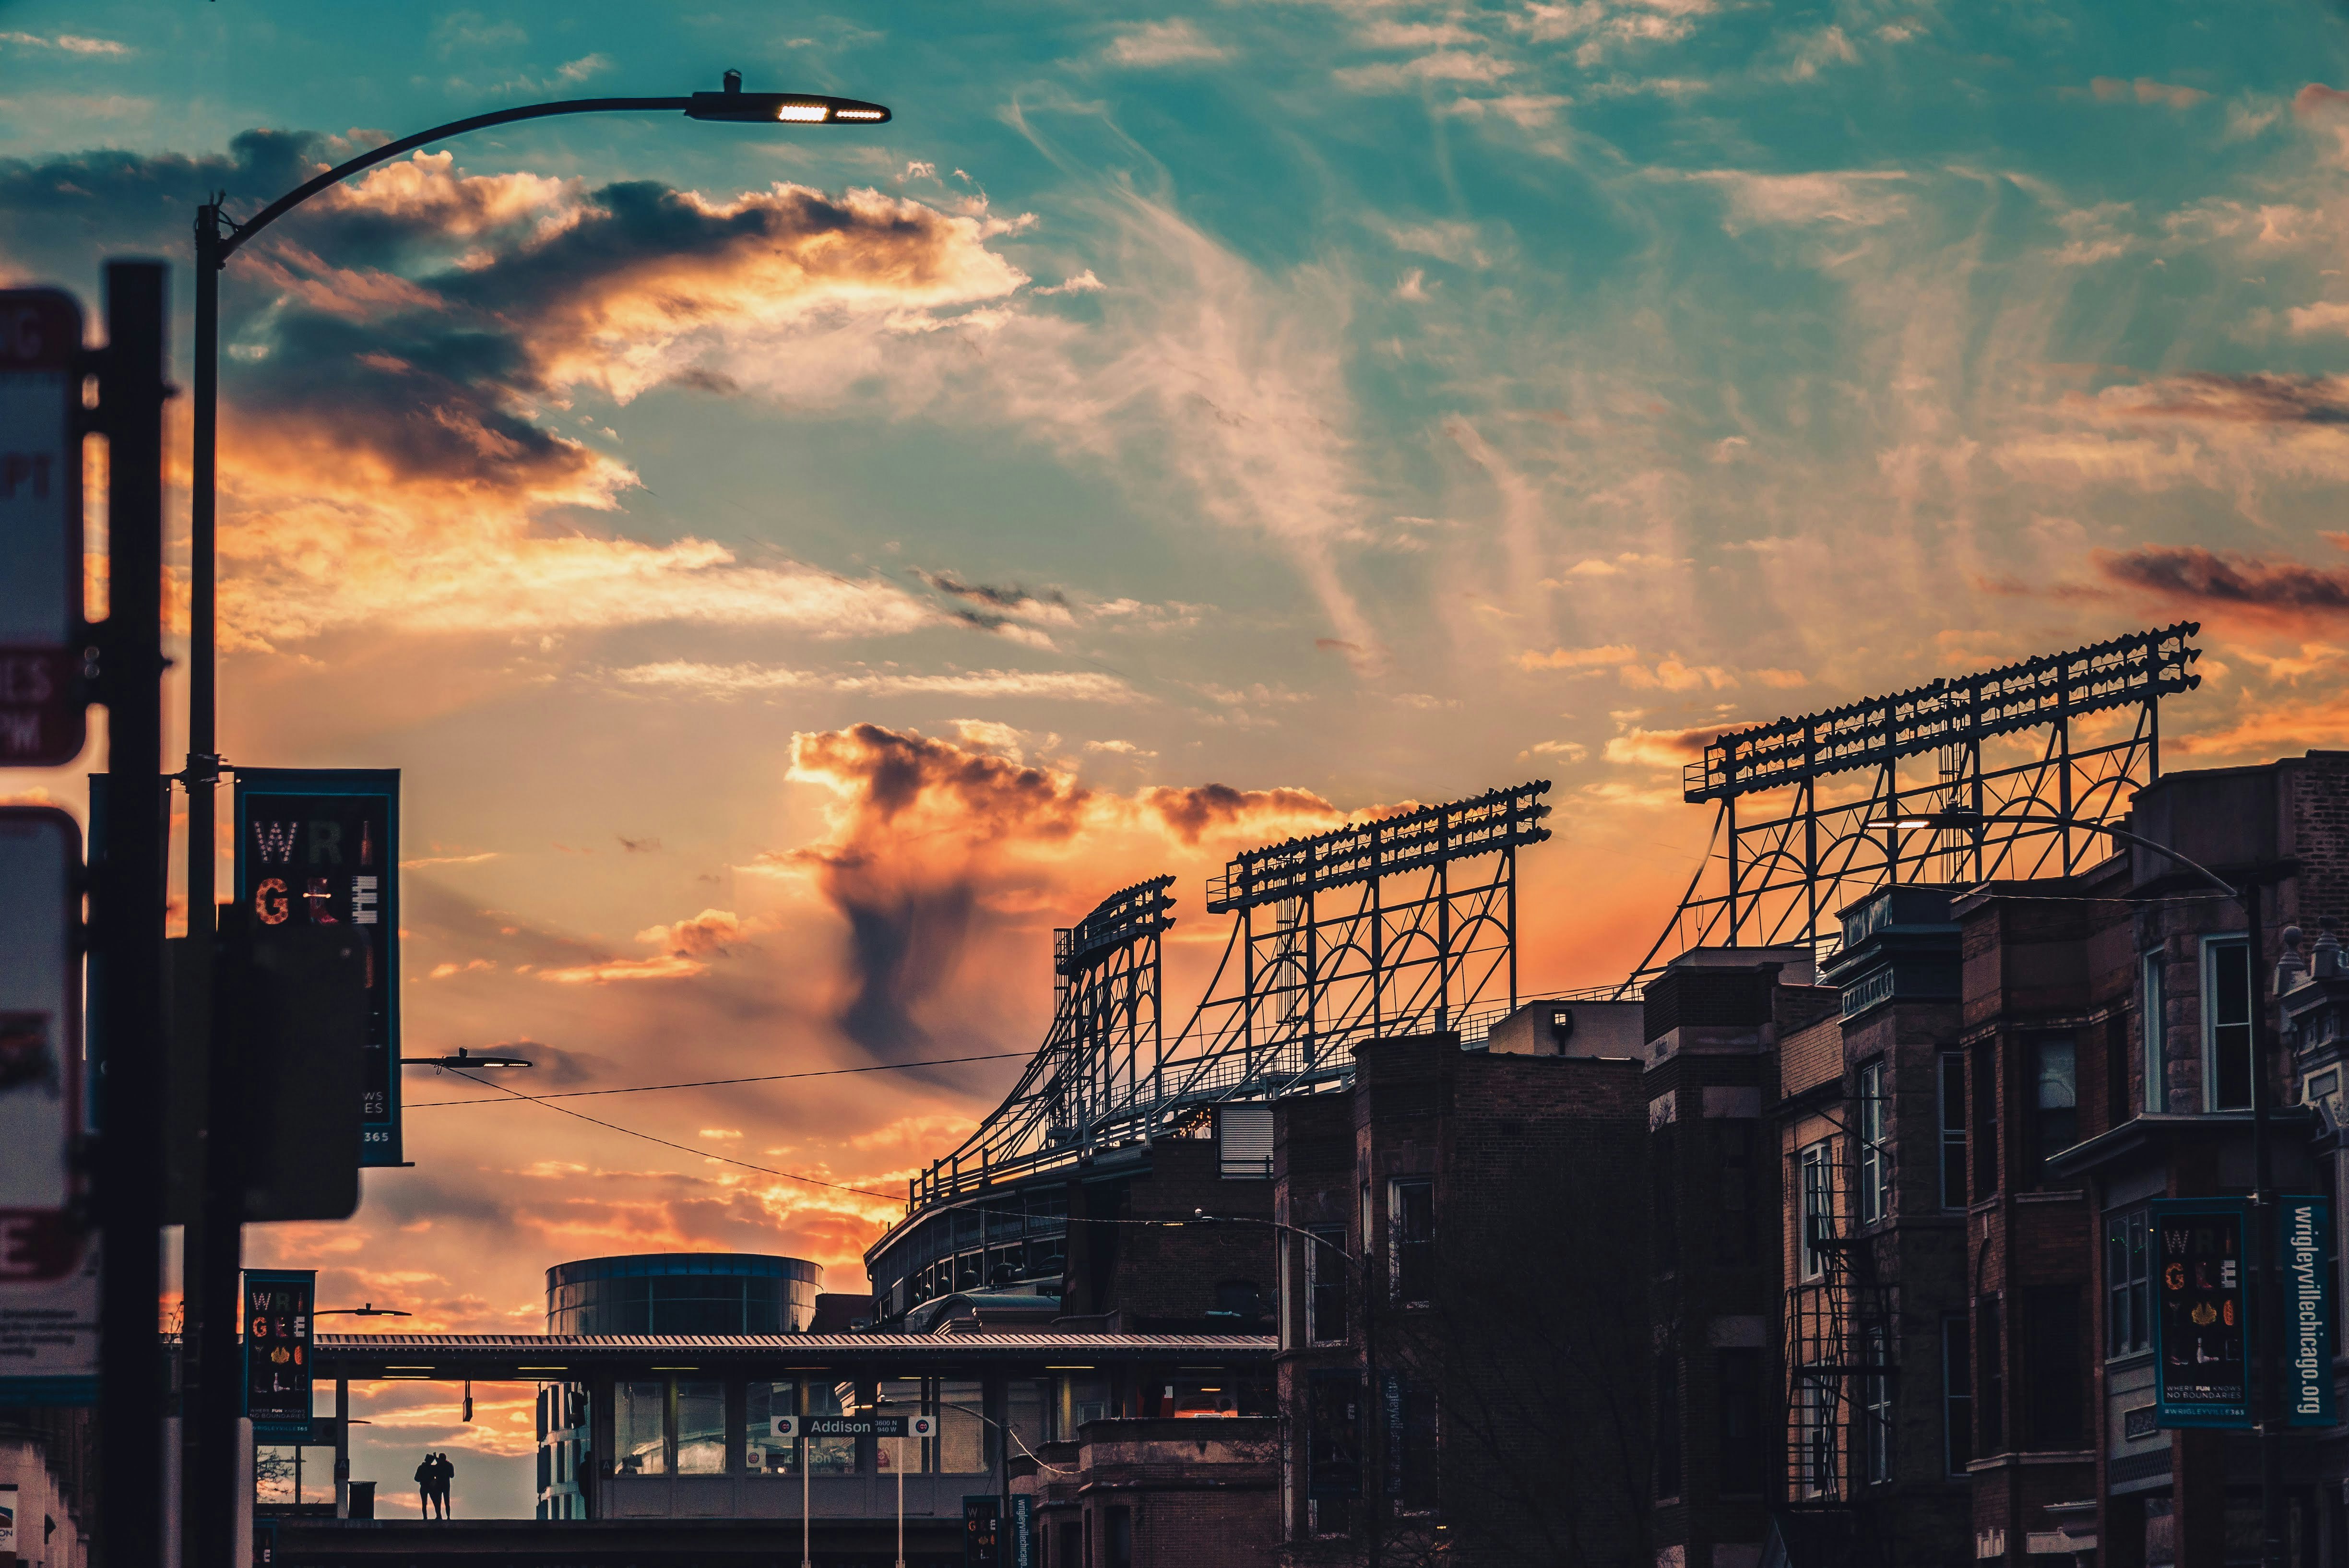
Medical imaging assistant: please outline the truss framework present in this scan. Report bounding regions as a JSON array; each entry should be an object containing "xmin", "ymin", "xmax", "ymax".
[
  {"xmin": 906, "ymin": 784, "xmax": 1552, "ymax": 1213},
  {"xmin": 1631, "ymin": 625, "xmax": 2202, "ymax": 982}
]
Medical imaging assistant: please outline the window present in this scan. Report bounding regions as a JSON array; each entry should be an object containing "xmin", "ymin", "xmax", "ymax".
[
  {"xmin": 2030, "ymin": 1035, "xmax": 2078, "ymax": 1175},
  {"xmin": 2206, "ymin": 938, "xmax": 2253, "ymax": 1111},
  {"xmin": 2107, "ymin": 1211, "xmax": 2151, "ymax": 1357},
  {"xmin": 1798, "ymin": 1141, "xmax": 1833, "ymax": 1281},
  {"xmin": 1107, "ymin": 1505, "xmax": 1133, "ymax": 1568},
  {"xmin": 1394, "ymin": 1379, "xmax": 1439, "ymax": 1512},
  {"xmin": 1653, "ymin": 1123, "xmax": 1679, "ymax": 1269},
  {"xmin": 877, "ymin": 1379, "xmax": 930, "ymax": 1474},
  {"xmin": 1859, "ymin": 1061, "xmax": 1891, "ymax": 1224},
  {"xmin": 675, "ymin": 1380, "xmax": 725, "ymax": 1474},
  {"xmin": 1059, "ymin": 1520, "xmax": 1083, "ymax": 1566},
  {"xmin": 1971, "ymin": 1043, "xmax": 1999, "ymax": 1202},
  {"xmin": 1007, "ymin": 1378, "xmax": 1047, "ymax": 1471},
  {"xmin": 616, "ymin": 1380, "xmax": 665, "ymax": 1475},
  {"xmin": 1941, "ymin": 1316, "xmax": 1972, "ymax": 1476},
  {"xmin": 1862, "ymin": 1325, "xmax": 1892, "ymax": 1485},
  {"xmin": 1655, "ymin": 1349, "xmax": 1682, "ymax": 1499},
  {"xmin": 2138, "ymin": 952, "xmax": 2167, "ymax": 1113},
  {"xmin": 2026, "ymin": 1286, "xmax": 2082, "ymax": 1446},
  {"xmin": 1306, "ymin": 1371, "xmax": 1363, "ymax": 1503},
  {"xmin": 1307, "ymin": 1226, "xmax": 1348, "ymax": 1343},
  {"xmin": 1718, "ymin": 1120, "xmax": 1756, "ymax": 1264},
  {"xmin": 1215, "ymin": 1280, "xmax": 1264, "ymax": 1319},
  {"xmin": 1976, "ymin": 1299, "xmax": 2004, "ymax": 1455},
  {"xmin": 1938, "ymin": 1053, "xmax": 1967, "ymax": 1210},
  {"xmin": 807, "ymin": 1379, "xmax": 857, "ymax": 1475},
  {"xmin": 939, "ymin": 1377, "xmax": 987, "ymax": 1473},
  {"xmin": 1795, "ymin": 1377, "xmax": 1835, "ymax": 1498},
  {"xmin": 1718, "ymin": 1348, "xmax": 1764, "ymax": 1496},
  {"xmin": 1390, "ymin": 1178, "xmax": 1435, "ymax": 1305}
]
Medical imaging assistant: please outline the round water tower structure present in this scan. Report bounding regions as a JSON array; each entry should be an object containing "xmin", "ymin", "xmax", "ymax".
[{"xmin": 546, "ymin": 1251, "xmax": 822, "ymax": 1334}]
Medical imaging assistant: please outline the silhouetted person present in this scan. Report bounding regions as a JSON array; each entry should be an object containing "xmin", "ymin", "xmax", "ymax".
[
  {"xmin": 414, "ymin": 1453, "xmax": 434, "ymax": 1519},
  {"xmin": 431, "ymin": 1452, "xmax": 456, "ymax": 1519}
]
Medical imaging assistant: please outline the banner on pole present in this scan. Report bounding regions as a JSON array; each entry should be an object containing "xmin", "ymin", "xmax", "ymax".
[
  {"xmin": 2153, "ymin": 1198, "xmax": 2251, "ymax": 1428},
  {"xmin": 243, "ymin": 1268, "xmax": 316, "ymax": 1435},
  {"xmin": 2280, "ymin": 1194, "xmax": 2337, "ymax": 1427},
  {"xmin": 233, "ymin": 770, "xmax": 401, "ymax": 1165}
]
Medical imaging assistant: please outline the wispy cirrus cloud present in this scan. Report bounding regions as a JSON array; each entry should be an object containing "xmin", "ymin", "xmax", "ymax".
[
  {"xmin": 612, "ymin": 662, "xmax": 1134, "ymax": 701},
  {"xmin": 1103, "ymin": 19, "xmax": 1228, "ymax": 66}
]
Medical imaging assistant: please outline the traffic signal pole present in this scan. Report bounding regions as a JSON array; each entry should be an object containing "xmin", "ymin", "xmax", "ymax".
[{"xmin": 93, "ymin": 258, "xmax": 170, "ymax": 1568}]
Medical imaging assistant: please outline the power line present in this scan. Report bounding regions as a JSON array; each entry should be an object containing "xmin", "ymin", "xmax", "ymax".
[
  {"xmin": 408, "ymin": 1051, "xmax": 1033, "ymax": 1108},
  {"xmin": 439, "ymin": 1067, "xmax": 902, "ymax": 1202}
]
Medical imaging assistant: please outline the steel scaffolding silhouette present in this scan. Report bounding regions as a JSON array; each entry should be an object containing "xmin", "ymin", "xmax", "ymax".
[
  {"xmin": 1627, "ymin": 623, "xmax": 2203, "ymax": 984},
  {"xmin": 907, "ymin": 783, "xmax": 1553, "ymax": 1212}
]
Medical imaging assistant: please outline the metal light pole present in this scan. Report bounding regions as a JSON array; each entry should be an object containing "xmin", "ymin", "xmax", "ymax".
[{"xmin": 177, "ymin": 75, "xmax": 888, "ymax": 1568}]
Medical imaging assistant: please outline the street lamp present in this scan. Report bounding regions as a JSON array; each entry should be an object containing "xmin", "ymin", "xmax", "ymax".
[
  {"xmin": 399, "ymin": 1047, "xmax": 534, "ymax": 1070},
  {"xmin": 1868, "ymin": 804, "xmax": 2290, "ymax": 1568},
  {"xmin": 177, "ymin": 72, "xmax": 888, "ymax": 1568}
]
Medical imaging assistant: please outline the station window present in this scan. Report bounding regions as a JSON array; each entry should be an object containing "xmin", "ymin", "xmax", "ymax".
[
  {"xmin": 676, "ymin": 1380, "xmax": 725, "ymax": 1474},
  {"xmin": 616, "ymin": 1380, "xmax": 665, "ymax": 1475},
  {"xmin": 1797, "ymin": 1141, "xmax": 1832, "ymax": 1281}
]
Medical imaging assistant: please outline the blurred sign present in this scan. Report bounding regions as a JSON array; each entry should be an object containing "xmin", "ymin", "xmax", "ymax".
[
  {"xmin": 2153, "ymin": 1198, "xmax": 2250, "ymax": 1428},
  {"xmin": 0, "ymin": 1481, "xmax": 15, "ymax": 1551},
  {"xmin": 243, "ymin": 1269, "xmax": 315, "ymax": 1434},
  {"xmin": 234, "ymin": 770, "xmax": 401, "ymax": 1165},
  {"xmin": 0, "ymin": 289, "xmax": 84, "ymax": 767},
  {"xmin": 910, "ymin": 1412, "xmax": 938, "ymax": 1438},
  {"xmin": 770, "ymin": 1414, "xmax": 800, "ymax": 1439},
  {"xmin": 2281, "ymin": 1194, "xmax": 2337, "ymax": 1426},
  {"xmin": 0, "ymin": 808, "xmax": 82, "ymax": 1282}
]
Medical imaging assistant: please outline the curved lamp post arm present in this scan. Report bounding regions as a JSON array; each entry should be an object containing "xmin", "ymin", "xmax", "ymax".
[{"xmin": 214, "ymin": 97, "xmax": 690, "ymax": 258}]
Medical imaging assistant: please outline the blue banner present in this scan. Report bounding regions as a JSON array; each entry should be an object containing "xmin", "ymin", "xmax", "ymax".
[
  {"xmin": 2152, "ymin": 1198, "xmax": 2251, "ymax": 1428},
  {"xmin": 2279, "ymin": 1195, "xmax": 2336, "ymax": 1427}
]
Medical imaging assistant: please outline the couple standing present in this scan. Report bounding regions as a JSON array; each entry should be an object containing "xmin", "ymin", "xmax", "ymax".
[{"xmin": 413, "ymin": 1451, "xmax": 457, "ymax": 1519}]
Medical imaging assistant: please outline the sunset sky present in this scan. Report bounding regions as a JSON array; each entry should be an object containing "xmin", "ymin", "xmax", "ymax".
[{"xmin": 7, "ymin": 0, "xmax": 2349, "ymax": 1515}]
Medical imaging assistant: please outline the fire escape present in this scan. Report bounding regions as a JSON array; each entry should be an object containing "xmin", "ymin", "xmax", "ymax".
[{"xmin": 1777, "ymin": 1140, "xmax": 1894, "ymax": 1568}]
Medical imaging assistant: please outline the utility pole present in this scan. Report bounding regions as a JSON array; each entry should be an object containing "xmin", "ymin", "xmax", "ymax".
[
  {"xmin": 2246, "ymin": 877, "xmax": 2284, "ymax": 1568},
  {"xmin": 93, "ymin": 258, "xmax": 170, "ymax": 1568}
]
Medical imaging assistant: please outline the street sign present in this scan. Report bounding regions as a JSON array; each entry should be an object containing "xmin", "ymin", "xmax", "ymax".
[
  {"xmin": 243, "ymin": 1269, "xmax": 316, "ymax": 1434},
  {"xmin": 770, "ymin": 1414, "xmax": 799, "ymax": 1439},
  {"xmin": 2152, "ymin": 1198, "xmax": 2250, "ymax": 1428},
  {"xmin": 0, "ymin": 808, "xmax": 82, "ymax": 1282},
  {"xmin": 234, "ymin": 769, "xmax": 402, "ymax": 1165},
  {"xmin": 804, "ymin": 1413, "xmax": 909, "ymax": 1437},
  {"xmin": 910, "ymin": 1412, "xmax": 938, "ymax": 1439},
  {"xmin": 2279, "ymin": 1194, "xmax": 2337, "ymax": 1426},
  {"xmin": 0, "ymin": 289, "xmax": 85, "ymax": 766}
]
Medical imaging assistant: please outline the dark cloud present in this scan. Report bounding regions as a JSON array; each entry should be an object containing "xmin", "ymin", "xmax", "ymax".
[
  {"xmin": 2095, "ymin": 545, "xmax": 2349, "ymax": 618},
  {"xmin": 917, "ymin": 570, "xmax": 1072, "ymax": 613},
  {"xmin": 1139, "ymin": 782, "xmax": 1340, "ymax": 844},
  {"xmin": 785, "ymin": 724, "xmax": 1092, "ymax": 1056},
  {"xmin": 2098, "ymin": 372, "xmax": 2349, "ymax": 426}
]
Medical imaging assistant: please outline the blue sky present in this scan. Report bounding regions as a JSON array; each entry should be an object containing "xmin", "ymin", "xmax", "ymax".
[{"xmin": 8, "ymin": 0, "xmax": 2349, "ymax": 1515}]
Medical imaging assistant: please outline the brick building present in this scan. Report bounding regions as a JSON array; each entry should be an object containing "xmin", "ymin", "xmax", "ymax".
[{"xmin": 1010, "ymin": 1415, "xmax": 1281, "ymax": 1568}]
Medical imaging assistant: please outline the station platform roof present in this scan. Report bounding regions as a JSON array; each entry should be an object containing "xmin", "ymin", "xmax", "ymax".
[{"xmin": 313, "ymin": 1331, "xmax": 1276, "ymax": 1379}]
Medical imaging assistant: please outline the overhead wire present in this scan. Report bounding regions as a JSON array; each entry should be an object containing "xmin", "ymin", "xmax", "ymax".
[
  {"xmin": 409, "ymin": 1050, "xmax": 1033, "ymax": 1108},
  {"xmin": 438, "ymin": 1067, "xmax": 902, "ymax": 1202}
]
